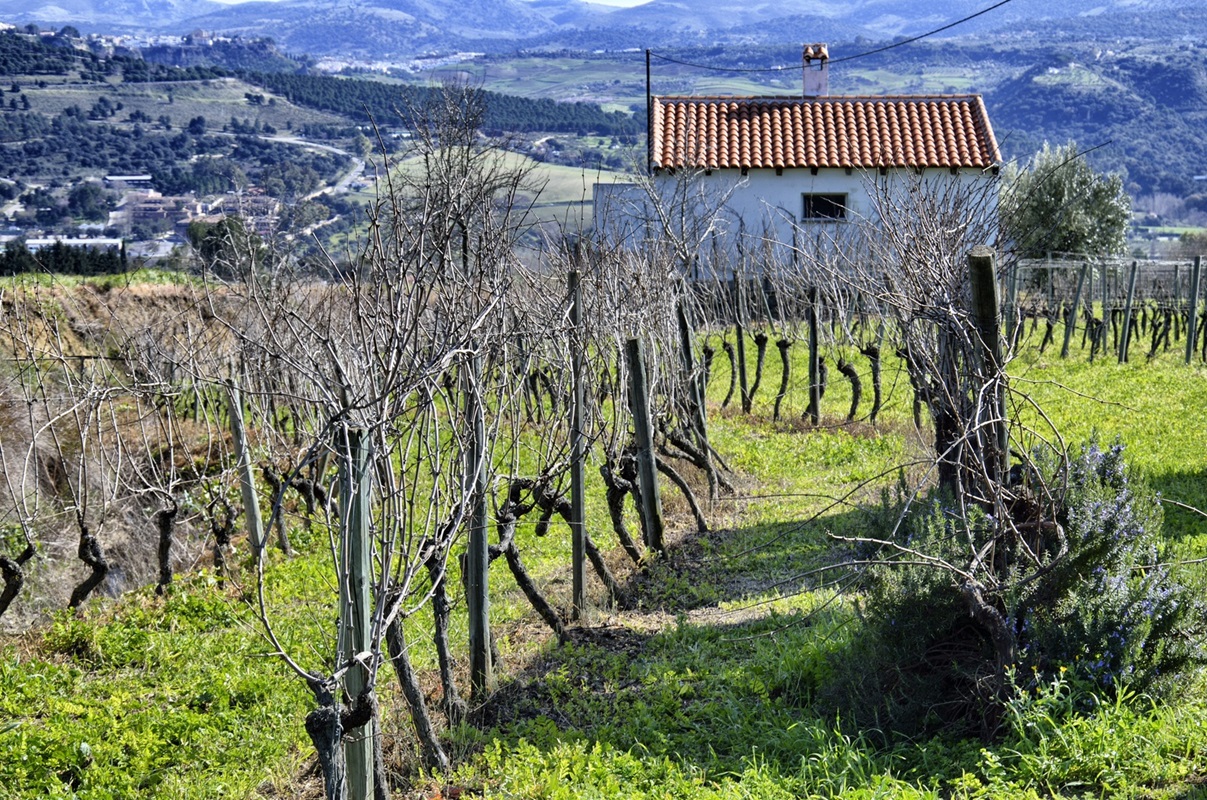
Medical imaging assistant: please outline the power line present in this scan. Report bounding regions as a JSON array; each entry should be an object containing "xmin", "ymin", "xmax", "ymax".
[
  {"xmin": 649, "ymin": 0, "xmax": 1017, "ymax": 75},
  {"xmin": 648, "ymin": 51, "xmax": 795, "ymax": 74},
  {"xmin": 830, "ymin": 0, "xmax": 1016, "ymax": 64}
]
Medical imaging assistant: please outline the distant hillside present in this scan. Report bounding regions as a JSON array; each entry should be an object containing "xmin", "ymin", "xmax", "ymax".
[
  {"xmin": 0, "ymin": 29, "xmax": 641, "ymax": 138},
  {"xmin": 0, "ymin": 0, "xmax": 221, "ymax": 32},
  {"xmin": 173, "ymin": 0, "xmax": 557, "ymax": 60},
  {"xmin": 5, "ymin": 0, "xmax": 1206, "ymax": 59},
  {"xmin": 987, "ymin": 47, "xmax": 1207, "ymax": 196},
  {"xmin": 142, "ymin": 37, "xmax": 303, "ymax": 73},
  {"xmin": 244, "ymin": 71, "xmax": 642, "ymax": 135}
]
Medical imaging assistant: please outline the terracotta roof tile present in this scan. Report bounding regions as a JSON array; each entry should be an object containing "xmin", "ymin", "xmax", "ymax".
[{"xmin": 651, "ymin": 95, "xmax": 1001, "ymax": 171}]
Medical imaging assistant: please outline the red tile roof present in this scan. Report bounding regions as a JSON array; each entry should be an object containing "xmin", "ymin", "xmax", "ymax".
[{"xmin": 650, "ymin": 95, "xmax": 1001, "ymax": 171}]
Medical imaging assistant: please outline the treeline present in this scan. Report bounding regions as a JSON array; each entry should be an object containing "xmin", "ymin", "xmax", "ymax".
[
  {"xmin": 242, "ymin": 72, "xmax": 643, "ymax": 136},
  {"xmin": 0, "ymin": 240, "xmax": 125, "ymax": 277},
  {"xmin": 141, "ymin": 39, "xmax": 300, "ymax": 74},
  {"xmin": 0, "ymin": 112, "xmax": 230, "ymax": 182},
  {"xmin": 0, "ymin": 30, "xmax": 641, "ymax": 137},
  {"xmin": 116, "ymin": 58, "xmax": 230, "ymax": 84},
  {"xmin": 988, "ymin": 49, "xmax": 1207, "ymax": 197},
  {"xmin": 0, "ymin": 29, "xmax": 88, "ymax": 76}
]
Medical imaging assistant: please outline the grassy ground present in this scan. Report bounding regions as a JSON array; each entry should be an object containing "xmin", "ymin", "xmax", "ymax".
[
  {"xmin": 2, "ymin": 294, "xmax": 1206, "ymax": 799},
  {"xmin": 433, "ymin": 322, "xmax": 1207, "ymax": 800},
  {"xmin": 23, "ymin": 77, "xmax": 346, "ymax": 135},
  {"xmin": 346, "ymin": 150, "xmax": 633, "ymax": 233},
  {"xmin": 453, "ymin": 55, "xmax": 999, "ymax": 108}
]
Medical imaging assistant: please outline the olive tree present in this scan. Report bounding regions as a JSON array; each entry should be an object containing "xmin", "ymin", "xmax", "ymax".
[{"xmin": 1000, "ymin": 141, "xmax": 1131, "ymax": 259}]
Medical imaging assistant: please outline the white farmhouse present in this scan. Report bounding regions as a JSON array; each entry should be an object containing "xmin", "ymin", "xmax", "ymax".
[{"xmin": 594, "ymin": 44, "xmax": 1003, "ymax": 259}]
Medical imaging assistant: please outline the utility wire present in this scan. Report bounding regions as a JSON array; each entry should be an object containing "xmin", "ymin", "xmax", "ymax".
[
  {"xmin": 649, "ymin": 0, "xmax": 1016, "ymax": 74},
  {"xmin": 829, "ymin": 0, "xmax": 1016, "ymax": 64},
  {"xmin": 648, "ymin": 51, "xmax": 795, "ymax": 74}
]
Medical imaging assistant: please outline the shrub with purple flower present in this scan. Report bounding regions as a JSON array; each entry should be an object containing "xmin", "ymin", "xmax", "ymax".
[
  {"xmin": 1012, "ymin": 439, "xmax": 1203, "ymax": 697},
  {"xmin": 827, "ymin": 438, "xmax": 1206, "ymax": 738}
]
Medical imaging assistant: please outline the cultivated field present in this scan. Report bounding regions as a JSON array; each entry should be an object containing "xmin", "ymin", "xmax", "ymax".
[{"xmin": 1, "ymin": 270, "xmax": 1205, "ymax": 799}]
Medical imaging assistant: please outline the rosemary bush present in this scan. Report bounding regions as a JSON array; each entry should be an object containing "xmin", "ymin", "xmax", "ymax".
[{"xmin": 827, "ymin": 439, "xmax": 1206, "ymax": 737}]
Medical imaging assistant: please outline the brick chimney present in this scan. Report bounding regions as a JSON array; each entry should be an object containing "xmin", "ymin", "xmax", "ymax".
[{"xmin": 803, "ymin": 43, "xmax": 829, "ymax": 97}]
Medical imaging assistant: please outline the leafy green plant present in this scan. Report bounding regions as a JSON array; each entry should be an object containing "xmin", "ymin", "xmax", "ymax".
[
  {"xmin": 827, "ymin": 438, "xmax": 1207, "ymax": 739},
  {"xmin": 1014, "ymin": 440, "xmax": 1205, "ymax": 696},
  {"xmin": 42, "ymin": 610, "xmax": 102, "ymax": 664},
  {"xmin": 1000, "ymin": 140, "xmax": 1131, "ymax": 259}
]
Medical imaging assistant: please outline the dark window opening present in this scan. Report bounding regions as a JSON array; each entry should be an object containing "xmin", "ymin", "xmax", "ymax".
[{"xmin": 803, "ymin": 193, "xmax": 846, "ymax": 220}]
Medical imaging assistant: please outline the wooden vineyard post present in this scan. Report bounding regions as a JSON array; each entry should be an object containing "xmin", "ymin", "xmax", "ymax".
[
  {"xmin": 1061, "ymin": 263, "xmax": 1088, "ymax": 359},
  {"xmin": 1005, "ymin": 259, "xmax": 1020, "ymax": 349},
  {"xmin": 626, "ymin": 338, "xmax": 665, "ymax": 554},
  {"xmin": 1187, "ymin": 255, "xmax": 1202, "ymax": 365},
  {"xmin": 969, "ymin": 247, "xmax": 1008, "ymax": 488},
  {"xmin": 226, "ymin": 380, "xmax": 265, "ymax": 558},
  {"xmin": 807, "ymin": 286, "xmax": 820, "ymax": 426},
  {"xmin": 337, "ymin": 427, "xmax": 373, "ymax": 800},
  {"xmin": 464, "ymin": 355, "xmax": 494, "ymax": 696},
  {"xmin": 678, "ymin": 299, "xmax": 715, "ymax": 501},
  {"xmin": 1119, "ymin": 260, "xmax": 1139, "ymax": 364},
  {"xmin": 735, "ymin": 275, "xmax": 751, "ymax": 413},
  {"xmin": 568, "ymin": 270, "xmax": 587, "ymax": 619}
]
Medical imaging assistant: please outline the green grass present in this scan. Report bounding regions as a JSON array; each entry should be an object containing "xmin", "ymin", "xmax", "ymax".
[
  {"xmin": 447, "ymin": 622, "xmax": 1207, "ymax": 799},
  {"xmin": 1008, "ymin": 317, "xmax": 1207, "ymax": 549},
  {"xmin": 1137, "ymin": 226, "xmax": 1207, "ymax": 237},
  {"xmin": 440, "ymin": 322, "xmax": 1207, "ymax": 800},
  {"xmin": 0, "ymin": 570, "xmax": 315, "ymax": 798},
  {"xmin": 3, "ymin": 307, "xmax": 1207, "ymax": 799},
  {"xmin": 23, "ymin": 77, "xmax": 345, "ymax": 134},
  {"xmin": 0, "ymin": 268, "xmax": 198, "ymax": 290},
  {"xmin": 0, "ymin": 270, "xmax": 202, "ymax": 293},
  {"xmin": 349, "ymin": 149, "xmax": 633, "ymax": 232}
]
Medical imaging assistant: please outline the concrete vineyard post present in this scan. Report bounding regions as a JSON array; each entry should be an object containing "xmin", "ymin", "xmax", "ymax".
[
  {"xmin": 226, "ymin": 380, "xmax": 264, "ymax": 558},
  {"xmin": 1119, "ymin": 260, "xmax": 1138, "ymax": 364},
  {"xmin": 337, "ymin": 427, "xmax": 373, "ymax": 800},
  {"xmin": 678, "ymin": 299, "xmax": 715, "ymax": 501},
  {"xmin": 1061, "ymin": 263, "xmax": 1088, "ymax": 359},
  {"xmin": 807, "ymin": 286, "xmax": 820, "ymax": 426},
  {"xmin": 464, "ymin": 355, "xmax": 493, "ymax": 696},
  {"xmin": 735, "ymin": 275, "xmax": 751, "ymax": 413}
]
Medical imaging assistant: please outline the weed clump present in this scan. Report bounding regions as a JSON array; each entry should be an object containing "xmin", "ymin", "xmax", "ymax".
[{"xmin": 824, "ymin": 438, "xmax": 1207, "ymax": 739}]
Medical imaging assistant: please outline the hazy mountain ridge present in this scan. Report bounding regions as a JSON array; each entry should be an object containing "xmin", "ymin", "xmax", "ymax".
[
  {"xmin": 2, "ymin": 0, "xmax": 1205, "ymax": 194},
  {"xmin": 4, "ymin": 0, "xmax": 1205, "ymax": 58},
  {"xmin": 0, "ymin": 0, "xmax": 222, "ymax": 31}
]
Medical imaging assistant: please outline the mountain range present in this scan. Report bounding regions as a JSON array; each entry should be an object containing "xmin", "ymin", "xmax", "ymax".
[{"xmin": 2, "ymin": 0, "xmax": 1204, "ymax": 60}]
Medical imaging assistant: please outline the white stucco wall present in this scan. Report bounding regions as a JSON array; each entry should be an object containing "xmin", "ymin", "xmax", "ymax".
[{"xmin": 594, "ymin": 167, "xmax": 999, "ymax": 265}]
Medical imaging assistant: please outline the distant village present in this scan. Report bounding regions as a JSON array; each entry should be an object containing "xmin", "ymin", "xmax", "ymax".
[
  {"xmin": 0, "ymin": 20, "xmax": 482, "ymax": 76},
  {"xmin": 0, "ymin": 174, "xmax": 284, "ymax": 263},
  {"xmin": 0, "ymin": 22, "xmax": 587, "ymax": 268}
]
